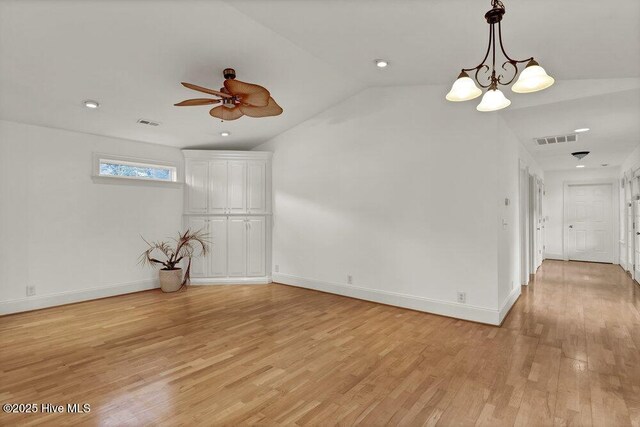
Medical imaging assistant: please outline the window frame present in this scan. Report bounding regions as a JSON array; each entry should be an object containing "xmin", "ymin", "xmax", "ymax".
[{"xmin": 92, "ymin": 153, "xmax": 182, "ymax": 187}]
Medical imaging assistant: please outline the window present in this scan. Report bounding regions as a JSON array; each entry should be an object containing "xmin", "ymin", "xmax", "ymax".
[{"xmin": 94, "ymin": 154, "xmax": 178, "ymax": 183}]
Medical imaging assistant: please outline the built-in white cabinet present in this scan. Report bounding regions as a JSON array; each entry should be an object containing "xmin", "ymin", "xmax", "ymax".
[
  {"xmin": 183, "ymin": 150, "xmax": 271, "ymax": 284},
  {"xmin": 247, "ymin": 161, "xmax": 267, "ymax": 214},
  {"xmin": 209, "ymin": 217, "xmax": 229, "ymax": 277},
  {"xmin": 185, "ymin": 153, "xmax": 269, "ymax": 215},
  {"xmin": 246, "ymin": 216, "xmax": 266, "ymax": 277},
  {"xmin": 187, "ymin": 215, "xmax": 265, "ymax": 280},
  {"xmin": 227, "ymin": 217, "xmax": 247, "ymax": 277},
  {"xmin": 186, "ymin": 161, "xmax": 209, "ymax": 213},
  {"xmin": 208, "ymin": 160, "xmax": 228, "ymax": 214},
  {"xmin": 188, "ymin": 216, "xmax": 209, "ymax": 276}
]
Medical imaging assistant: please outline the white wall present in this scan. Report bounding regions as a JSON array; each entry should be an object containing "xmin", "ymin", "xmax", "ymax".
[
  {"xmin": 0, "ymin": 120, "xmax": 184, "ymax": 314},
  {"xmin": 496, "ymin": 117, "xmax": 524, "ymax": 316},
  {"xmin": 256, "ymin": 85, "xmax": 534, "ymax": 324},
  {"xmin": 543, "ymin": 167, "xmax": 620, "ymax": 260}
]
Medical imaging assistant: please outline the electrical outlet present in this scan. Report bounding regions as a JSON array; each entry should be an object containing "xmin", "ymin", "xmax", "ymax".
[
  {"xmin": 347, "ymin": 275, "xmax": 353, "ymax": 284},
  {"xmin": 274, "ymin": 264, "xmax": 280, "ymax": 273},
  {"xmin": 26, "ymin": 285, "xmax": 36, "ymax": 297},
  {"xmin": 457, "ymin": 291, "xmax": 466, "ymax": 304}
]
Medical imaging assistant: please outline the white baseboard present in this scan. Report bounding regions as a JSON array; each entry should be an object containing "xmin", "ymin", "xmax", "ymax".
[
  {"xmin": 544, "ymin": 252, "xmax": 564, "ymax": 260},
  {"xmin": 498, "ymin": 285, "xmax": 521, "ymax": 324},
  {"xmin": 272, "ymin": 273, "xmax": 501, "ymax": 325},
  {"xmin": 189, "ymin": 276, "xmax": 271, "ymax": 285},
  {"xmin": 0, "ymin": 279, "xmax": 159, "ymax": 316}
]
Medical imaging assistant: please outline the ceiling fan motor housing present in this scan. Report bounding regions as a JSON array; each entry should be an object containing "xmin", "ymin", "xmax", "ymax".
[{"xmin": 223, "ymin": 68, "xmax": 236, "ymax": 80}]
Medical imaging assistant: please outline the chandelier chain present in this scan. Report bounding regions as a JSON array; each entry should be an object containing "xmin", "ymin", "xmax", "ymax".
[{"xmin": 460, "ymin": 0, "xmax": 533, "ymax": 88}]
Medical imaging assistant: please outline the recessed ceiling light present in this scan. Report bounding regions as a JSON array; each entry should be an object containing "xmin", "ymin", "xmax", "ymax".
[
  {"xmin": 576, "ymin": 165, "xmax": 585, "ymax": 168},
  {"xmin": 375, "ymin": 59, "xmax": 389, "ymax": 68},
  {"xmin": 220, "ymin": 131, "xmax": 231, "ymax": 137},
  {"xmin": 574, "ymin": 128, "xmax": 590, "ymax": 133},
  {"xmin": 83, "ymin": 100, "xmax": 99, "ymax": 109}
]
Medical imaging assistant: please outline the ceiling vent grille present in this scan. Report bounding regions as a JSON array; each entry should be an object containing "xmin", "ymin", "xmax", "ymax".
[
  {"xmin": 534, "ymin": 133, "xmax": 578, "ymax": 146},
  {"xmin": 137, "ymin": 119, "xmax": 160, "ymax": 127}
]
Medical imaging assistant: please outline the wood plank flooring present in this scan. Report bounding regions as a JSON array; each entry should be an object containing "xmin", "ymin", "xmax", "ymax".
[{"xmin": 1, "ymin": 260, "xmax": 640, "ymax": 426}]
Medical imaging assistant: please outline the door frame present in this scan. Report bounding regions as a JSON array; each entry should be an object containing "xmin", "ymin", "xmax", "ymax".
[
  {"xmin": 518, "ymin": 162, "xmax": 530, "ymax": 285},
  {"xmin": 562, "ymin": 180, "xmax": 618, "ymax": 263}
]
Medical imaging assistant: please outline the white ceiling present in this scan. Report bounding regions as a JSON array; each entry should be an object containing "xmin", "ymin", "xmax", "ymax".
[
  {"xmin": 1, "ymin": 0, "xmax": 639, "ymax": 169},
  {"xmin": 0, "ymin": 0, "xmax": 365, "ymax": 149},
  {"xmin": 502, "ymin": 88, "xmax": 640, "ymax": 170}
]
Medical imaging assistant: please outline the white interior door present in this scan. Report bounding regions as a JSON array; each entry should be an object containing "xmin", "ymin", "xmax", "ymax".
[
  {"xmin": 537, "ymin": 183, "xmax": 544, "ymax": 268},
  {"xmin": 246, "ymin": 217, "xmax": 266, "ymax": 277},
  {"xmin": 627, "ymin": 202, "xmax": 633, "ymax": 273},
  {"xmin": 634, "ymin": 200, "xmax": 640, "ymax": 281},
  {"xmin": 187, "ymin": 217, "xmax": 209, "ymax": 277},
  {"xmin": 208, "ymin": 217, "xmax": 228, "ymax": 277},
  {"xmin": 208, "ymin": 161, "xmax": 228, "ymax": 214},
  {"xmin": 227, "ymin": 217, "xmax": 247, "ymax": 277},
  {"xmin": 186, "ymin": 161, "xmax": 208, "ymax": 213},
  {"xmin": 227, "ymin": 161, "xmax": 247, "ymax": 214},
  {"xmin": 567, "ymin": 184, "xmax": 613, "ymax": 263}
]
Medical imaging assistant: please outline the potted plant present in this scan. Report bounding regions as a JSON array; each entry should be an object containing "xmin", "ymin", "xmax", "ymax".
[{"xmin": 139, "ymin": 229, "xmax": 209, "ymax": 292}]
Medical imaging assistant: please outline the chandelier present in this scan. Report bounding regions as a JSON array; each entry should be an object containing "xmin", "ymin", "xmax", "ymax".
[{"xmin": 446, "ymin": 0, "xmax": 554, "ymax": 112}]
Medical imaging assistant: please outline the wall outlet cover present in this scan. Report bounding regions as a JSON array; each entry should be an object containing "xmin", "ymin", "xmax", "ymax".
[
  {"xmin": 347, "ymin": 275, "xmax": 353, "ymax": 284},
  {"xmin": 456, "ymin": 291, "xmax": 466, "ymax": 304},
  {"xmin": 26, "ymin": 285, "xmax": 36, "ymax": 297},
  {"xmin": 274, "ymin": 264, "xmax": 280, "ymax": 273}
]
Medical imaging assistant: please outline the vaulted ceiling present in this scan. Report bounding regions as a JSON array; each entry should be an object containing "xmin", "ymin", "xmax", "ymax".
[{"xmin": 1, "ymin": 0, "xmax": 638, "ymax": 169}]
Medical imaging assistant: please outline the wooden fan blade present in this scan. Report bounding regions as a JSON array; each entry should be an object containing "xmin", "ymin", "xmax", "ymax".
[
  {"xmin": 174, "ymin": 98, "xmax": 221, "ymax": 106},
  {"xmin": 224, "ymin": 79, "xmax": 270, "ymax": 107},
  {"xmin": 181, "ymin": 82, "xmax": 232, "ymax": 98},
  {"xmin": 209, "ymin": 105, "xmax": 244, "ymax": 121},
  {"xmin": 239, "ymin": 97, "xmax": 283, "ymax": 118}
]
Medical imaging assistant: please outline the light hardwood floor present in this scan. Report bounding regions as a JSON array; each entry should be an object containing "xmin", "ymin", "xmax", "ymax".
[{"xmin": 1, "ymin": 260, "xmax": 640, "ymax": 426}]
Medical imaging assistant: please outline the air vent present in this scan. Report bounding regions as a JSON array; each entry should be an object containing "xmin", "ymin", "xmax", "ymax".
[
  {"xmin": 534, "ymin": 133, "xmax": 578, "ymax": 145},
  {"xmin": 137, "ymin": 119, "xmax": 160, "ymax": 126}
]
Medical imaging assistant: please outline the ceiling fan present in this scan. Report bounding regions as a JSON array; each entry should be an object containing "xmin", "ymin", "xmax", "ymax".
[{"xmin": 174, "ymin": 68, "xmax": 283, "ymax": 121}]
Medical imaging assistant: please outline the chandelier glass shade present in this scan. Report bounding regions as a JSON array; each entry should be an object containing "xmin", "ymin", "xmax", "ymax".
[
  {"xmin": 445, "ymin": 72, "xmax": 482, "ymax": 102},
  {"xmin": 477, "ymin": 88, "xmax": 511, "ymax": 112},
  {"xmin": 446, "ymin": 0, "xmax": 554, "ymax": 111}
]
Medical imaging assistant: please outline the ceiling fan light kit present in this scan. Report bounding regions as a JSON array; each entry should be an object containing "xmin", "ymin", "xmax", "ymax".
[
  {"xmin": 446, "ymin": 0, "xmax": 554, "ymax": 111},
  {"xmin": 175, "ymin": 68, "xmax": 283, "ymax": 121}
]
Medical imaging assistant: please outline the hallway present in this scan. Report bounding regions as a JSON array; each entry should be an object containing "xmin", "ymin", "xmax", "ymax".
[
  {"xmin": 503, "ymin": 260, "xmax": 640, "ymax": 425},
  {"xmin": 1, "ymin": 261, "xmax": 639, "ymax": 425}
]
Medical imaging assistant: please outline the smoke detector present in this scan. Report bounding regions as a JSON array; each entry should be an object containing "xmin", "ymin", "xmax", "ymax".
[{"xmin": 571, "ymin": 151, "xmax": 589, "ymax": 160}]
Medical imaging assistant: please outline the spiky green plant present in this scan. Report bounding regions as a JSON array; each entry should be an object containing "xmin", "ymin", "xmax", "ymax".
[{"xmin": 139, "ymin": 229, "xmax": 209, "ymax": 287}]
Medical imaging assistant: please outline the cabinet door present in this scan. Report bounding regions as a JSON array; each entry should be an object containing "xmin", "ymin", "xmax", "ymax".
[
  {"xmin": 246, "ymin": 217, "xmax": 266, "ymax": 277},
  {"xmin": 208, "ymin": 161, "xmax": 228, "ymax": 214},
  {"xmin": 208, "ymin": 217, "xmax": 228, "ymax": 277},
  {"xmin": 227, "ymin": 161, "xmax": 247, "ymax": 213},
  {"xmin": 186, "ymin": 161, "xmax": 208, "ymax": 213},
  {"xmin": 227, "ymin": 217, "xmax": 247, "ymax": 277},
  {"xmin": 247, "ymin": 161, "xmax": 266, "ymax": 214},
  {"xmin": 186, "ymin": 217, "xmax": 209, "ymax": 277}
]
